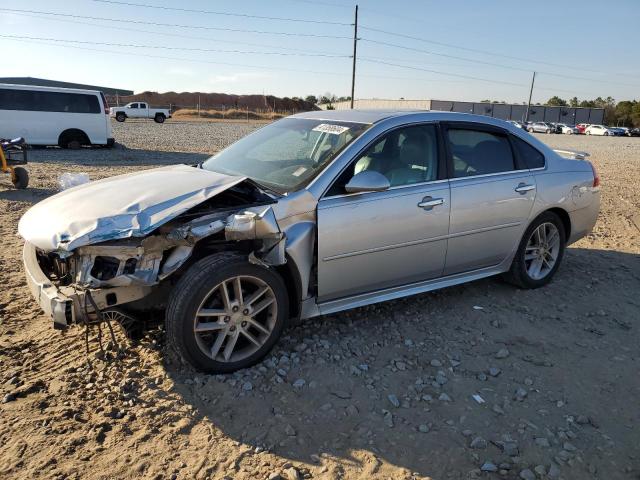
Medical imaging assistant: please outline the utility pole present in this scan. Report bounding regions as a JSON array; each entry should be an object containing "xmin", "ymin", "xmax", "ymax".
[
  {"xmin": 525, "ymin": 71, "xmax": 536, "ymax": 122},
  {"xmin": 350, "ymin": 4, "xmax": 358, "ymax": 109}
]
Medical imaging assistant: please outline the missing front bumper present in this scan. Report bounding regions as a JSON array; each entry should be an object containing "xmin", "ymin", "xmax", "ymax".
[{"xmin": 23, "ymin": 243, "xmax": 153, "ymax": 328}]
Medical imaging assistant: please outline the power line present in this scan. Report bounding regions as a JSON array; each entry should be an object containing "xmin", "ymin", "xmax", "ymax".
[
  {"xmin": 360, "ymin": 38, "xmax": 638, "ymax": 88},
  {"xmin": 4, "ymin": 36, "xmax": 611, "ymax": 100},
  {"xmin": 0, "ymin": 36, "xmax": 482, "ymax": 86},
  {"xmin": 91, "ymin": 0, "xmax": 352, "ymax": 26},
  {"xmin": 359, "ymin": 24, "xmax": 640, "ymax": 80},
  {"xmin": 0, "ymin": 8, "xmax": 352, "ymax": 39},
  {"xmin": 2, "ymin": 11, "xmax": 344, "ymax": 55},
  {"xmin": 0, "ymin": 34, "xmax": 351, "ymax": 58},
  {"xmin": 359, "ymin": 58, "xmax": 526, "ymax": 87},
  {"xmin": 361, "ymin": 38, "xmax": 534, "ymax": 73},
  {"xmin": 2, "ymin": 37, "xmax": 350, "ymax": 77}
]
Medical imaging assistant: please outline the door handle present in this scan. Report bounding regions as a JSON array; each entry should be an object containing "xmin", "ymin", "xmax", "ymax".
[
  {"xmin": 417, "ymin": 196, "xmax": 444, "ymax": 210},
  {"xmin": 515, "ymin": 183, "xmax": 536, "ymax": 194}
]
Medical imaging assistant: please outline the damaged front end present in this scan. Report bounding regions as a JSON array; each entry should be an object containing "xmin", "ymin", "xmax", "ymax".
[{"xmin": 21, "ymin": 167, "xmax": 293, "ymax": 329}]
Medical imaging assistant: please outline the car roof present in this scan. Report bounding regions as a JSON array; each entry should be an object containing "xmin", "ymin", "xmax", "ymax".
[
  {"xmin": 0, "ymin": 82, "xmax": 101, "ymax": 95},
  {"xmin": 290, "ymin": 109, "xmax": 525, "ymax": 127}
]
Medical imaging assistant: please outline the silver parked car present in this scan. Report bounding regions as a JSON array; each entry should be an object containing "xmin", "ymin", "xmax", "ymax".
[
  {"xmin": 19, "ymin": 111, "xmax": 600, "ymax": 373},
  {"xmin": 527, "ymin": 121, "xmax": 556, "ymax": 134}
]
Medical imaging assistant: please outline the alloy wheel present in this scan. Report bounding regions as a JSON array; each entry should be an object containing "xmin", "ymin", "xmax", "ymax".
[
  {"xmin": 193, "ymin": 275, "xmax": 277, "ymax": 363},
  {"xmin": 524, "ymin": 222, "xmax": 561, "ymax": 280}
]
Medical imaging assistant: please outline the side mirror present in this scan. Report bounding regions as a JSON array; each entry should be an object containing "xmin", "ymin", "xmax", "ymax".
[{"xmin": 345, "ymin": 170, "xmax": 390, "ymax": 194}]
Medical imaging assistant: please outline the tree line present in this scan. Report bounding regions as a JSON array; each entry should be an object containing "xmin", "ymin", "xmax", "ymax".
[
  {"xmin": 302, "ymin": 93, "xmax": 640, "ymax": 126},
  {"xmin": 544, "ymin": 96, "xmax": 640, "ymax": 127}
]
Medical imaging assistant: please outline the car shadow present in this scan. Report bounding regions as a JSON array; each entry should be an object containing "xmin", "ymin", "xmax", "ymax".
[
  {"xmin": 159, "ymin": 246, "xmax": 640, "ymax": 478},
  {"xmin": 0, "ymin": 187, "xmax": 57, "ymax": 204}
]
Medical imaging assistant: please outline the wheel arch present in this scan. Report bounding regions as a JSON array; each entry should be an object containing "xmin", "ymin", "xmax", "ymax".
[
  {"xmin": 546, "ymin": 207, "xmax": 571, "ymax": 241},
  {"xmin": 58, "ymin": 128, "xmax": 90, "ymax": 146},
  {"xmin": 528, "ymin": 207, "xmax": 571, "ymax": 243},
  {"xmin": 274, "ymin": 254, "xmax": 303, "ymax": 322},
  {"xmin": 168, "ymin": 240, "xmax": 303, "ymax": 322}
]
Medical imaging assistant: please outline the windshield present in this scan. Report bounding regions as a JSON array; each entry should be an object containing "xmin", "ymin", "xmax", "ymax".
[{"xmin": 201, "ymin": 118, "xmax": 370, "ymax": 193}]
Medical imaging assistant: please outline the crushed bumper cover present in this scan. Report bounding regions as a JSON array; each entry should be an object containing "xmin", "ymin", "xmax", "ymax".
[
  {"xmin": 23, "ymin": 242, "xmax": 74, "ymax": 328},
  {"xmin": 23, "ymin": 242, "xmax": 153, "ymax": 328}
]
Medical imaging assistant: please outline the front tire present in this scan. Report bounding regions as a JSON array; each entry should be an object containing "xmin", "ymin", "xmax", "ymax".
[
  {"xmin": 504, "ymin": 212, "xmax": 566, "ymax": 289},
  {"xmin": 115, "ymin": 113, "xmax": 126, "ymax": 122},
  {"xmin": 166, "ymin": 253, "xmax": 289, "ymax": 373}
]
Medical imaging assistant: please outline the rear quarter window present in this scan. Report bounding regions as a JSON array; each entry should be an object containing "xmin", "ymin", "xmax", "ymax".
[{"xmin": 511, "ymin": 136, "xmax": 545, "ymax": 169}]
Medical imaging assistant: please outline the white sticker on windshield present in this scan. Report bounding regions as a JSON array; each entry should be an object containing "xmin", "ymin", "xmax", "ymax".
[
  {"xmin": 292, "ymin": 166, "xmax": 307, "ymax": 177},
  {"xmin": 312, "ymin": 123, "xmax": 350, "ymax": 135}
]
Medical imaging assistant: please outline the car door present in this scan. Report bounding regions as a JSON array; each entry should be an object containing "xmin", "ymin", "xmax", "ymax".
[
  {"xmin": 442, "ymin": 123, "xmax": 536, "ymax": 275},
  {"xmin": 316, "ymin": 123, "xmax": 450, "ymax": 302},
  {"xmin": 128, "ymin": 103, "xmax": 140, "ymax": 118},
  {"xmin": 138, "ymin": 103, "xmax": 148, "ymax": 118}
]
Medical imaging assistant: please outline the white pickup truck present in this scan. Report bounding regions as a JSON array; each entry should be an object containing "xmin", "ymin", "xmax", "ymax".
[{"xmin": 110, "ymin": 102, "xmax": 171, "ymax": 123}]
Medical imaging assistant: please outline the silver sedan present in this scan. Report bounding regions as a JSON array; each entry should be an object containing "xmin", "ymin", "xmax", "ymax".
[{"xmin": 19, "ymin": 110, "xmax": 601, "ymax": 373}]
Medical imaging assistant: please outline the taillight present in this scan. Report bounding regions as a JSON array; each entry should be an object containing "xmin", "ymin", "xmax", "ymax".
[
  {"xmin": 589, "ymin": 162, "xmax": 600, "ymax": 187},
  {"xmin": 100, "ymin": 92, "xmax": 109, "ymax": 115}
]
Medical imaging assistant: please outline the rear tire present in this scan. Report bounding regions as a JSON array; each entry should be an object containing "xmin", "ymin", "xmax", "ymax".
[
  {"xmin": 166, "ymin": 252, "xmax": 289, "ymax": 373},
  {"xmin": 59, "ymin": 130, "xmax": 88, "ymax": 149},
  {"xmin": 115, "ymin": 113, "xmax": 126, "ymax": 122},
  {"xmin": 12, "ymin": 167, "xmax": 29, "ymax": 189},
  {"xmin": 503, "ymin": 211, "xmax": 566, "ymax": 289},
  {"xmin": 154, "ymin": 114, "xmax": 166, "ymax": 124}
]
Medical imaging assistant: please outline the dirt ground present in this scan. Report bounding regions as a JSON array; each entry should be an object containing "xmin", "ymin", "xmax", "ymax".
[{"xmin": 0, "ymin": 122, "xmax": 638, "ymax": 480}]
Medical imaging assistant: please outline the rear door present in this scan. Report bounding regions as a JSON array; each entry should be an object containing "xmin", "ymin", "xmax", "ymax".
[
  {"xmin": 317, "ymin": 123, "xmax": 450, "ymax": 301},
  {"xmin": 442, "ymin": 123, "xmax": 536, "ymax": 275}
]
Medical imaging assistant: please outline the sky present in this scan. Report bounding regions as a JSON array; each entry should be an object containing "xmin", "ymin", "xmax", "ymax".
[{"xmin": 0, "ymin": 0, "xmax": 638, "ymax": 104}]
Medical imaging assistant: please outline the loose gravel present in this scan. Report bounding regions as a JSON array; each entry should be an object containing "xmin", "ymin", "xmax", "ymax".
[{"xmin": 0, "ymin": 120, "xmax": 639, "ymax": 480}]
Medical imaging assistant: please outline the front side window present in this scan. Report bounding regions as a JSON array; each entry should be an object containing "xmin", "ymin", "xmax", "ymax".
[
  {"xmin": 447, "ymin": 128, "xmax": 515, "ymax": 177},
  {"xmin": 201, "ymin": 118, "xmax": 370, "ymax": 193},
  {"xmin": 130, "ymin": 103, "xmax": 139, "ymax": 109},
  {"xmin": 327, "ymin": 124, "xmax": 439, "ymax": 196}
]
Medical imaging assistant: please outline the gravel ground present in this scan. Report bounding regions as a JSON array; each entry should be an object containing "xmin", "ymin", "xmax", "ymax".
[{"xmin": 0, "ymin": 120, "xmax": 639, "ymax": 480}]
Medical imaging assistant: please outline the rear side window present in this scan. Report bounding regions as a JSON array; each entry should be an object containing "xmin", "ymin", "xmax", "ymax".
[
  {"xmin": 511, "ymin": 136, "xmax": 545, "ymax": 169},
  {"xmin": 447, "ymin": 128, "xmax": 515, "ymax": 177},
  {"xmin": 0, "ymin": 88, "xmax": 100, "ymax": 114}
]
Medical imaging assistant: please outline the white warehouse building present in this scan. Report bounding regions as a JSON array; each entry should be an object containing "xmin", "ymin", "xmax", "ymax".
[{"xmin": 323, "ymin": 98, "xmax": 605, "ymax": 125}]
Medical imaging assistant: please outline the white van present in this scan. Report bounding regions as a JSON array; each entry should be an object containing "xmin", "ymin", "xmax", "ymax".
[{"xmin": 0, "ymin": 84, "xmax": 113, "ymax": 148}]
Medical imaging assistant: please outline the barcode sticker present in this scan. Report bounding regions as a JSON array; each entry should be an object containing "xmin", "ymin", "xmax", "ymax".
[{"xmin": 312, "ymin": 123, "xmax": 350, "ymax": 135}]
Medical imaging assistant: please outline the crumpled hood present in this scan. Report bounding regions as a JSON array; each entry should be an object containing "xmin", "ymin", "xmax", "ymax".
[{"xmin": 19, "ymin": 164, "xmax": 245, "ymax": 252}]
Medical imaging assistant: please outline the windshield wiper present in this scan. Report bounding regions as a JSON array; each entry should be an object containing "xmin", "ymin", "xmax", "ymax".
[{"xmin": 246, "ymin": 178, "xmax": 283, "ymax": 197}]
